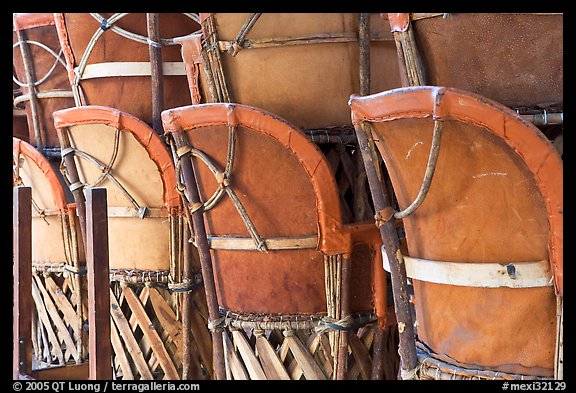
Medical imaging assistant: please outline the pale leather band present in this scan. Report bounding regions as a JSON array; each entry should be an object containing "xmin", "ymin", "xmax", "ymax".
[
  {"xmin": 34, "ymin": 206, "xmax": 168, "ymax": 219},
  {"xmin": 13, "ymin": 90, "xmax": 74, "ymax": 107},
  {"xmin": 207, "ymin": 235, "xmax": 318, "ymax": 251},
  {"xmin": 382, "ymin": 246, "xmax": 553, "ymax": 288},
  {"xmin": 75, "ymin": 61, "xmax": 187, "ymax": 80}
]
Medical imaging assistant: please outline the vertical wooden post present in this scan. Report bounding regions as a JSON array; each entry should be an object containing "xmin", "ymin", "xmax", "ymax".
[
  {"xmin": 335, "ymin": 255, "xmax": 351, "ymax": 380},
  {"xmin": 85, "ymin": 187, "xmax": 112, "ymax": 380},
  {"xmin": 354, "ymin": 123, "xmax": 418, "ymax": 378},
  {"xmin": 57, "ymin": 129, "xmax": 87, "ymax": 251},
  {"xmin": 15, "ymin": 28, "xmax": 44, "ymax": 150},
  {"xmin": 172, "ymin": 132, "xmax": 226, "ymax": 380},
  {"xmin": 147, "ymin": 13, "xmax": 164, "ymax": 136},
  {"xmin": 182, "ymin": 223, "xmax": 201, "ymax": 379},
  {"xmin": 353, "ymin": 13, "xmax": 372, "ymax": 222},
  {"xmin": 13, "ymin": 186, "xmax": 33, "ymax": 380},
  {"xmin": 358, "ymin": 12, "xmax": 394, "ymax": 380}
]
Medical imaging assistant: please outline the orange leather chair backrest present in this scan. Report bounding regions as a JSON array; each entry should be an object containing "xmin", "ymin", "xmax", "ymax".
[
  {"xmin": 162, "ymin": 103, "xmax": 383, "ymax": 317},
  {"xmin": 350, "ymin": 86, "xmax": 562, "ymax": 378},
  {"xmin": 386, "ymin": 13, "xmax": 563, "ymax": 109},
  {"xmin": 13, "ymin": 137, "xmax": 79, "ymax": 265},
  {"xmin": 178, "ymin": 13, "xmax": 401, "ymax": 129},
  {"xmin": 54, "ymin": 13, "xmax": 200, "ymax": 125},
  {"xmin": 13, "ymin": 13, "xmax": 75, "ymax": 148}
]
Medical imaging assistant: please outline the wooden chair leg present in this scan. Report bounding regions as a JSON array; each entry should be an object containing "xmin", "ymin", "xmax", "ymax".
[
  {"xmin": 85, "ymin": 187, "xmax": 112, "ymax": 380},
  {"xmin": 14, "ymin": 186, "xmax": 33, "ymax": 379}
]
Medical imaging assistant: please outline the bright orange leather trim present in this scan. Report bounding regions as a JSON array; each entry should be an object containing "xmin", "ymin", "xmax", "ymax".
[
  {"xmin": 350, "ymin": 86, "xmax": 563, "ymax": 296},
  {"xmin": 53, "ymin": 105, "xmax": 181, "ymax": 209},
  {"xmin": 387, "ymin": 13, "xmax": 410, "ymax": 32},
  {"xmin": 53, "ymin": 13, "xmax": 77, "ymax": 88},
  {"xmin": 162, "ymin": 103, "xmax": 350, "ymax": 255},
  {"xmin": 13, "ymin": 137, "xmax": 67, "ymax": 212}
]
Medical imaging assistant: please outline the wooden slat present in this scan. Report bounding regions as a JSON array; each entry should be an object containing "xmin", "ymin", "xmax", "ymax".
[
  {"xmin": 110, "ymin": 289, "xmax": 154, "ymax": 379},
  {"xmin": 222, "ymin": 330, "xmax": 249, "ymax": 380},
  {"xmin": 190, "ymin": 294, "xmax": 213, "ymax": 372},
  {"xmin": 31, "ymin": 278, "xmax": 65, "ymax": 365},
  {"xmin": 13, "ymin": 186, "xmax": 33, "ymax": 379},
  {"xmin": 37, "ymin": 314, "xmax": 52, "ymax": 363},
  {"xmin": 148, "ymin": 287, "xmax": 183, "ymax": 354},
  {"xmin": 314, "ymin": 334, "xmax": 335, "ymax": 378},
  {"xmin": 122, "ymin": 286, "xmax": 180, "ymax": 379},
  {"xmin": 31, "ymin": 313, "xmax": 40, "ymax": 364},
  {"xmin": 255, "ymin": 335, "xmax": 290, "ymax": 380},
  {"xmin": 33, "ymin": 275, "xmax": 80, "ymax": 363},
  {"xmin": 289, "ymin": 332, "xmax": 327, "ymax": 380},
  {"xmin": 318, "ymin": 334, "xmax": 334, "ymax": 372},
  {"xmin": 123, "ymin": 286, "xmax": 156, "ymax": 372},
  {"xmin": 44, "ymin": 276, "xmax": 81, "ymax": 344},
  {"xmin": 85, "ymin": 188, "xmax": 113, "ymax": 380},
  {"xmin": 231, "ymin": 330, "xmax": 267, "ymax": 379},
  {"xmin": 348, "ymin": 332, "xmax": 372, "ymax": 380},
  {"xmin": 30, "ymin": 363, "xmax": 89, "ymax": 380},
  {"xmin": 110, "ymin": 316, "xmax": 135, "ymax": 380},
  {"xmin": 285, "ymin": 333, "xmax": 326, "ymax": 380},
  {"xmin": 278, "ymin": 333, "xmax": 291, "ymax": 364}
]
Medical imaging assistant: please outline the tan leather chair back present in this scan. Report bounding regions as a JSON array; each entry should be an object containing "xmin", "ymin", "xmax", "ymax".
[
  {"xmin": 350, "ymin": 86, "xmax": 562, "ymax": 378},
  {"xmin": 53, "ymin": 106, "xmax": 181, "ymax": 271}
]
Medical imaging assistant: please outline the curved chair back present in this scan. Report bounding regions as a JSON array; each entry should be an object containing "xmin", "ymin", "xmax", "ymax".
[
  {"xmin": 178, "ymin": 13, "xmax": 400, "ymax": 129},
  {"xmin": 53, "ymin": 105, "xmax": 180, "ymax": 272},
  {"xmin": 162, "ymin": 103, "xmax": 384, "ymax": 379},
  {"xmin": 13, "ymin": 13, "xmax": 75, "ymax": 149},
  {"xmin": 350, "ymin": 86, "xmax": 562, "ymax": 379},
  {"xmin": 386, "ymin": 13, "xmax": 562, "ymax": 109},
  {"xmin": 162, "ymin": 102, "xmax": 378, "ymax": 314},
  {"xmin": 54, "ymin": 13, "xmax": 200, "ymax": 126},
  {"xmin": 13, "ymin": 137, "xmax": 84, "ymax": 366}
]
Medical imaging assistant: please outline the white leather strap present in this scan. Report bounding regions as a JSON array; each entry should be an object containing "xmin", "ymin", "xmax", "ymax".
[
  {"xmin": 207, "ymin": 235, "xmax": 318, "ymax": 251},
  {"xmin": 76, "ymin": 61, "xmax": 186, "ymax": 80},
  {"xmin": 382, "ymin": 246, "xmax": 553, "ymax": 288}
]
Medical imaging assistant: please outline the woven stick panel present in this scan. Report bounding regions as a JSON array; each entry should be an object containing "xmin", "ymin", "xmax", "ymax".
[
  {"xmin": 28, "ymin": 272, "xmax": 213, "ymax": 380},
  {"xmin": 220, "ymin": 324, "xmax": 388, "ymax": 380},
  {"xmin": 109, "ymin": 282, "xmax": 213, "ymax": 380},
  {"xmin": 30, "ymin": 271, "xmax": 84, "ymax": 369}
]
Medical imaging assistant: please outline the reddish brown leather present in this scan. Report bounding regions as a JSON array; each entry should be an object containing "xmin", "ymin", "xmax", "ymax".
[
  {"xmin": 13, "ymin": 13, "xmax": 75, "ymax": 148},
  {"xmin": 195, "ymin": 13, "xmax": 401, "ymax": 129},
  {"xmin": 387, "ymin": 13, "xmax": 410, "ymax": 32},
  {"xmin": 13, "ymin": 13, "xmax": 55, "ymax": 31},
  {"xmin": 408, "ymin": 13, "xmax": 563, "ymax": 108},
  {"xmin": 162, "ymin": 103, "xmax": 349, "ymax": 255},
  {"xmin": 162, "ymin": 103, "xmax": 381, "ymax": 315},
  {"xmin": 350, "ymin": 86, "xmax": 562, "ymax": 377},
  {"xmin": 53, "ymin": 105, "xmax": 181, "ymax": 209},
  {"xmin": 13, "ymin": 114, "xmax": 29, "ymax": 142},
  {"xmin": 54, "ymin": 13, "xmax": 199, "ymax": 125}
]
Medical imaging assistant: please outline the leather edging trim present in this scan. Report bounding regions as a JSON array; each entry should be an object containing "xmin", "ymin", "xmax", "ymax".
[
  {"xmin": 52, "ymin": 105, "xmax": 181, "ymax": 209},
  {"xmin": 13, "ymin": 137, "xmax": 67, "ymax": 212},
  {"xmin": 162, "ymin": 103, "xmax": 349, "ymax": 255},
  {"xmin": 349, "ymin": 86, "xmax": 563, "ymax": 296},
  {"xmin": 387, "ymin": 13, "xmax": 410, "ymax": 33},
  {"xmin": 53, "ymin": 13, "xmax": 77, "ymax": 87}
]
